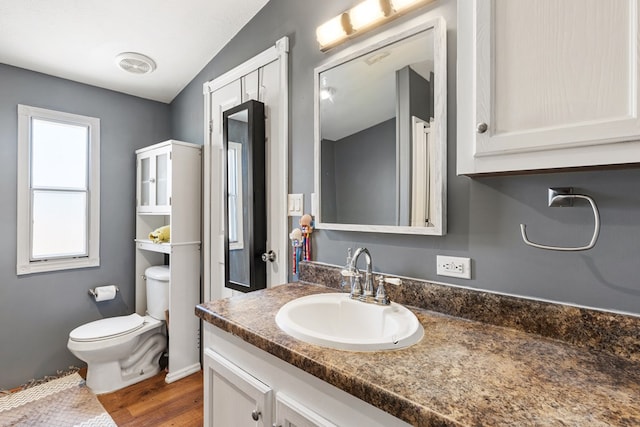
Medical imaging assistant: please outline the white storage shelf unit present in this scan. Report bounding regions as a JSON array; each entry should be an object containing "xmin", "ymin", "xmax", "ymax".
[{"xmin": 134, "ymin": 140, "xmax": 202, "ymax": 383}]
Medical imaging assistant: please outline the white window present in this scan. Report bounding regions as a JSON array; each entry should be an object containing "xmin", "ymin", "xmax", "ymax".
[
  {"xmin": 17, "ymin": 105, "xmax": 100, "ymax": 275},
  {"xmin": 227, "ymin": 141, "xmax": 244, "ymax": 250}
]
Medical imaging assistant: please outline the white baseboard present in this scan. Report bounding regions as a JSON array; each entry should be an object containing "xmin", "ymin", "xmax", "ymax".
[{"xmin": 165, "ymin": 363, "xmax": 202, "ymax": 384}]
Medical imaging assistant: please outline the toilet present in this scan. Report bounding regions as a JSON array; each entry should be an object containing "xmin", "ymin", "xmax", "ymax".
[{"xmin": 68, "ymin": 265, "xmax": 170, "ymax": 394}]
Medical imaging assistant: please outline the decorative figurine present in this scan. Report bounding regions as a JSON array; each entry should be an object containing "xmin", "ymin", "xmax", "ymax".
[{"xmin": 299, "ymin": 214, "xmax": 314, "ymax": 262}]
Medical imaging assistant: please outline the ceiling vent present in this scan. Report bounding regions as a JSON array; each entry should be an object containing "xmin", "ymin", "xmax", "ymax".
[{"xmin": 115, "ymin": 52, "xmax": 157, "ymax": 75}]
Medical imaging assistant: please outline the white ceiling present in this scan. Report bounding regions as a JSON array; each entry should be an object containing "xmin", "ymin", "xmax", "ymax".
[{"xmin": 0, "ymin": 0, "xmax": 269, "ymax": 103}]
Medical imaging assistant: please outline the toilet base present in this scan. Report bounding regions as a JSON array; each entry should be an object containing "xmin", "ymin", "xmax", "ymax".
[{"xmin": 85, "ymin": 332, "xmax": 166, "ymax": 394}]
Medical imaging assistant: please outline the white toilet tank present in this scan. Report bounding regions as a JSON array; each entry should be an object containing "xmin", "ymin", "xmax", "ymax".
[{"xmin": 145, "ymin": 265, "xmax": 170, "ymax": 320}]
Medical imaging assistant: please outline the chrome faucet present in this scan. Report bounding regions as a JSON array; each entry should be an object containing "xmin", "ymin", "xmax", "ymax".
[
  {"xmin": 341, "ymin": 247, "xmax": 401, "ymax": 305},
  {"xmin": 349, "ymin": 247, "xmax": 376, "ymax": 302}
]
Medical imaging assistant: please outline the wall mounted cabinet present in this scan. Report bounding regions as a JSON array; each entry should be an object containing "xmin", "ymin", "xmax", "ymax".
[
  {"xmin": 136, "ymin": 144, "xmax": 172, "ymax": 213},
  {"xmin": 457, "ymin": 0, "xmax": 640, "ymax": 175},
  {"xmin": 134, "ymin": 140, "xmax": 202, "ymax": 383}
]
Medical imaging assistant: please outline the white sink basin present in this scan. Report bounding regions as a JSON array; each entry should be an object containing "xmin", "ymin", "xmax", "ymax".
[{"xmin": 275, "ymin": 293, "xmax": 424, "ymax": 351}]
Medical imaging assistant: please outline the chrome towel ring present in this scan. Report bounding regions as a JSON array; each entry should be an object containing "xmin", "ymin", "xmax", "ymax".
[{"xmin": 520, "ymin": 187, "xmax": 600, "ymax": 251}]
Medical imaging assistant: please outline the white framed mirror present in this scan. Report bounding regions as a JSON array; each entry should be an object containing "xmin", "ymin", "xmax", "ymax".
[{"xmin": 314, "ymin": 15, "xmax": 446, "ymax": 235}]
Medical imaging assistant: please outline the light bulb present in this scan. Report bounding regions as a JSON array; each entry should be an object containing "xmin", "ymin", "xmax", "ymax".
[
  {"xmin": 316, "ymin": 14, "xmax": 348, "ymax": 49},
  {"xmin": 348, "ymin": 0, "xmax": 386, "ymax": 32}
]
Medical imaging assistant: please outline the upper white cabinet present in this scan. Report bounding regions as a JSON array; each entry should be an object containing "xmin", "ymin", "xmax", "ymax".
[
  {"xmin": 137, "ymin": 144, "xmax": 172, "ymax": 213},
  {"xmin": 457, "ymin": 0, "xmax": 640, "ymax": 175}
]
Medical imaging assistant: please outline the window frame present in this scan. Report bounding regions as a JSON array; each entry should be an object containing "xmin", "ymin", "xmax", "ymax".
[{"xmin": 17, "ymin": 105, "xmax": 100, "ymax": 275}]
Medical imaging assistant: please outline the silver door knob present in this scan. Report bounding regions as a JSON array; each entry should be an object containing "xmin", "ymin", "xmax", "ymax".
[
  {"xmin": 476, "ymin": 122, "xmax": 488, "ymax": 134},
  {"xmin": 251, "ymin": 410, "xmax": 261, "ymax": 421},
  {"xmin": 261, "ymin": 250, "xmax": 276, "ymax": 262}
]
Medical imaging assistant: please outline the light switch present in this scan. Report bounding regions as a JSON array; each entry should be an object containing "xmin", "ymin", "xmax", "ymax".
[{"xmin": 287, "ymin": 194, "xmax": 304, "ymax": 216}]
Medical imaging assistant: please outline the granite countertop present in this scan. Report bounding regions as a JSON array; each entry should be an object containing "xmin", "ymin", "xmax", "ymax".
[{"xmin": 196, "ymin": 282, "xmax": 640, "ymax": 426}]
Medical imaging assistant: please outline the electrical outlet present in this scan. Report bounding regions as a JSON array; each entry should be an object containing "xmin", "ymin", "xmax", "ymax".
[{"xmin": 436, "ymin": 255, "xmax": 472, "ymax": 279}]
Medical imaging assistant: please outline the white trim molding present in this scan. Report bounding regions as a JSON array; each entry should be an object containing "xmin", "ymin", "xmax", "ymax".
[
  {"xmin": 16, "ymin": 104, "xmax": 100, "ymax": 275},
  {"xmin": 203, "ymin": 37, "xmax": 289, "ymax": 302}
]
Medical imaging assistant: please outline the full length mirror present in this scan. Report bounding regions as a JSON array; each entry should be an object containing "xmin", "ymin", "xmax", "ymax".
[
  {"xmin": 223, "ymin": 100, "xmax": 266, "ymax": 292},
  {"xmin": 314, "ymin": 16, "xmax": 447, "ymax": 235}
]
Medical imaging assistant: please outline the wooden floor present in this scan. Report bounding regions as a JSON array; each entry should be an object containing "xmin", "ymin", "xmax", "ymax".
[{"xmin": 95, "ymin": 370, "xmax": 203, "ymax": 426}]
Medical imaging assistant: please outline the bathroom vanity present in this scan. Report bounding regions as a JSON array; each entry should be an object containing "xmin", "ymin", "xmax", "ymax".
[{"xmin": 196, "ymin": 262, "xmax": 640, "ymax": 426}]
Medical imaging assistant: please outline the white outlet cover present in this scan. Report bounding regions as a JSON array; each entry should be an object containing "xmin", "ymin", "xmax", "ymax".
[{"xmin": 436, "ymin": 255, "xmax": 472, "ymax": 279}]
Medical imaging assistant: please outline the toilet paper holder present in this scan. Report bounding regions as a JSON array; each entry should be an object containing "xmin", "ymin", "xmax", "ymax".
[{"xmin": 88, "ymin": 285, "xmax": 120, "ymax": 299}]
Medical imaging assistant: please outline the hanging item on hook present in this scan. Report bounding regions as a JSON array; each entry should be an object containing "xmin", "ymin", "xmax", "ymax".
[
  {"xmin": 289, "ymin": 228, "xmax": 303, "ymax": 278},
  {"xmin": 520, "ymin": 187, "xmax": 600, "ymax": 251},
  {"xmin": 290, "ymin": 214, "xmax": 315, "ymax": 280},
  {"xmin": 299, "ymin": 214, "xmax": 314, "ymax": 262}
]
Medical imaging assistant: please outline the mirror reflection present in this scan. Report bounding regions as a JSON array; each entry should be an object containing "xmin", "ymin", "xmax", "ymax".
[
  {"xmin": 315, "ymin": 17, "xmax": 446, "ymax": 235},
  {"xmin": 223, "ymin": 100, "xmax": 267, "ymax": 292}
]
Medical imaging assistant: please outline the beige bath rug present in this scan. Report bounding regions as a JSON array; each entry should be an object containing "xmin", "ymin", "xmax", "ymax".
[{"xmin": 0, "ymin": 372, "xmax": 116, "ymax": 426}]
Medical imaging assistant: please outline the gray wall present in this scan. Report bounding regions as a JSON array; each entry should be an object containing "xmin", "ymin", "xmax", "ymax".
[
  {"xmin": 320, "ymin": 138, "xmax": 337, "ymax": 221},
  {"xmin": 332, "ymin": 119, "xmax": 396, "ymax": 225},
  {"xmin": 172, "ymin": 0, "xmax": 640, "ymax": 317},
  {"xmin": 0, "ymin": 64, "xmax": 171, "ymax": 389},
  {"xmin": 397, "ymin": 66, "xmax": 431, "ymax": 226}
]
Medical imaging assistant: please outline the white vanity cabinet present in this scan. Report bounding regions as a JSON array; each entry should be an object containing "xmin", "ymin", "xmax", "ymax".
[
  {"xmin": 457, "ymin": 0, "xmax": 640, "ymax": 175},
  {"xmin": 134, "ymin": 140, "xmax": 202, "ymax": 383},
  {"xmin": 204, "ymin": 349, "xmax": 337, "ymax": 427},
  {"xmin": 202, "ymin": 324, "xmax": 411, "ymax": 427}
]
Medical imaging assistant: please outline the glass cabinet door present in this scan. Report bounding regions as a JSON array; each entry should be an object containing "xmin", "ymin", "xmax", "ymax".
[
  {"xmin": 140, "ymin": 156, "xmax": 151, "ymax": 208},
  {"xmin": 137, "ymin": 146, "xmax": 171, "ymax": 213},
  {"xmin": 155, "ymin": 152, "xmax": 169, "ymax": 206}
]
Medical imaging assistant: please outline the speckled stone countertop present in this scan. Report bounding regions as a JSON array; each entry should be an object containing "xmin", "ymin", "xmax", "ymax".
[{"xmin": 196, "ymin": 263, "xmax": 640, "ymax": 426}]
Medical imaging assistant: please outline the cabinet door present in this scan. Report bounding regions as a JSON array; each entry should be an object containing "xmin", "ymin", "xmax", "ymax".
[
  {"xmin": 137, "ymin": 145, "xmax": 172, "ymax": 213},
  {"xmin": 275, "ymin": 393, "xmax": 337, "ymax": 427},
  {"xmin": 204, "ymin": 349, "xmax": 273, "ymax": 427},
  {"xmin": 458, "ymin": 0, "xmax": 640, "ymax": 174}
]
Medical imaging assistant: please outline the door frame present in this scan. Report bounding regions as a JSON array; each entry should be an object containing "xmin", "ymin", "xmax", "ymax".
[{"xmin": 203, "ymin": 37, "xmax": 289, "ymax": 302}]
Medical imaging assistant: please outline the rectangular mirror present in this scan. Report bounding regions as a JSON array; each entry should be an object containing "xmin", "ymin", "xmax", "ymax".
[
  {"xmin": 223, "ymin": 100, "xmax": 267, "ymax": 292},
  {"xmin": 314, "ymin": 15, "xmax": 447, "ymax": 235}
]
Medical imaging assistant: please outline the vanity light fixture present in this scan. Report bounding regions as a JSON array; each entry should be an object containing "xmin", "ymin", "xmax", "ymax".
[{"xmin": 316, "ymin": 0, "xmax": 433, "ymax": 51}]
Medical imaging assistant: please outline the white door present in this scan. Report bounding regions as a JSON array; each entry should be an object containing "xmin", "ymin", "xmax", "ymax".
[
  {"xmin": 136, "ymin": 145, "xmax": 172, "ymax": 214},
  {"xmin": 204, "ymin": 38, "xmax": 289, "ymax": 302},
  {"xmin": 204, "ymin": 349, "xmax": 273, "ymax": 427}
]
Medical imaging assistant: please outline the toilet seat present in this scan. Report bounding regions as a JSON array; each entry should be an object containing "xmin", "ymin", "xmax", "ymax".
[{"xmin": 69, "ymin": 313, "xmax": 145, "ymax": 342}]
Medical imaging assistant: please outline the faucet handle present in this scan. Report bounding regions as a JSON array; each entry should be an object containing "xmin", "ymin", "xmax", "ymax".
[
  {"xmin": 374, "ymin": 276, "xmax": 390, "ymax": 305},
  {"xmin": 349, "ymin": 273, "xmax": 363, "ymax": 299},
  {"xmin": 374, "ymin": 276, "xmax": 401, "ymax": 305}
]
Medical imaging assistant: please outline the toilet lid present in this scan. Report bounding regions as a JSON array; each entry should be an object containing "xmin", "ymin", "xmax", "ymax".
[{"xmin": 69, "ymin": 313, "xmax": 145, "ymax": 342}]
